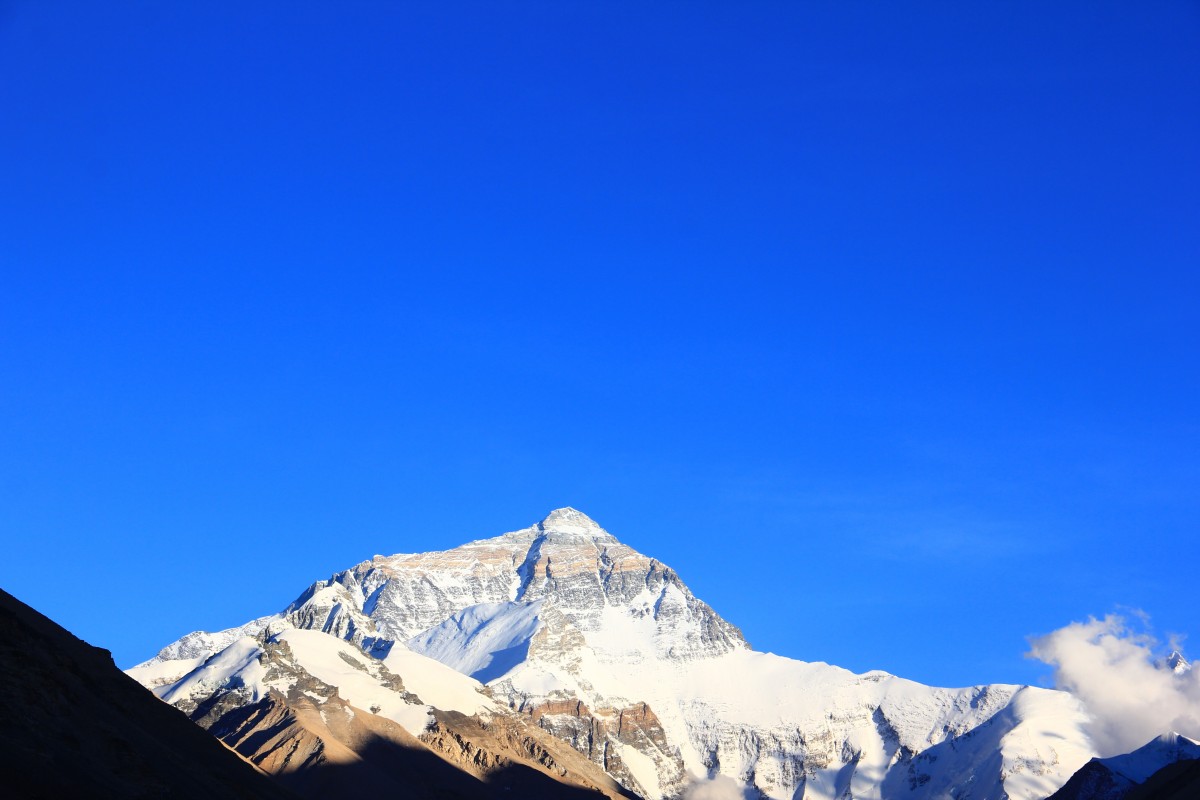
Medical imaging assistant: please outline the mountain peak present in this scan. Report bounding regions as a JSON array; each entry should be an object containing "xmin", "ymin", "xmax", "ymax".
[
  {"xmin": 1166, "ymin": 650, "xmax": 1191, "ymax": 673},
  {"xmin": 1095, "ymin": 730, "xmax": 1200, "ymax": 785},
  {"xmin": 536, "ymin": 507, "xmax": 612, "ymax": 539}
]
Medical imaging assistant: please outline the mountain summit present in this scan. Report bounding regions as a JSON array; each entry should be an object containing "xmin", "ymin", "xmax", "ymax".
[
  {"xmin": 1166, "ymin": 650, "xmax": 1192, "ymax": 674},
  {"xmin": 131, "ymin": 509, "xmax": 1099, "ymax": 800},
  {"xmin": 537, "ymin": 506, "xmax": 609, "ymax": 537}
]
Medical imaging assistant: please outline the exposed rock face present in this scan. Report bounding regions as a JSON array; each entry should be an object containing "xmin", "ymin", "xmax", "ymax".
[
  {"xmin": 0, "ymin": 588, "xmax": 294, "ymax": 800},
  {"xmin": 283, "ymin": 580, "xmax": 377, "ymax": 648},
  {"xmin": 422, "ymin": 708, "xmax": 640, "ymax": 798},
  {"xmin": 133, "ymin": 508, "xmax": 1099, "ymax": 800},
  {"xmin": 517, "ymin": 699, "xmax": 685, "ymax": 799},
  {"xmin": 336, "ymin": 507, "xmax": 746, "ymax": 664}
]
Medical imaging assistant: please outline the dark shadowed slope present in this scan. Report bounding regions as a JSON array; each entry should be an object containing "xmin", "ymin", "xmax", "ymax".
[
  {"xmin": 0, "ymin": 588, "xmax": 297, "ymax": 800},
  {"xmin": 1125, "ymin": 758, "xmax": 1200, "ymax": 800}
]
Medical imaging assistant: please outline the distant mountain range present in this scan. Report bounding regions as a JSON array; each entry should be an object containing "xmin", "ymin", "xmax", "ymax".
[{"xmin": 128, "ymin": 507, "xmax": 1155, "ymax": 799}]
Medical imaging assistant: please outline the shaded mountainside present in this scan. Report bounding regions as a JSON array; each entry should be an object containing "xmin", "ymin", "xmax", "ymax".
[
  {"xmin": 0, "ymin": 587, "xmax": 296, "ymax": 800},
  {"xmin": 134, "ymin": 508, "xmax": 1099, "ymax": 800}
]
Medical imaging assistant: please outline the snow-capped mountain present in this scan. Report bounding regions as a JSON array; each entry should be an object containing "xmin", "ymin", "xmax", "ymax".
[
  {"xmin": 132, "ymin": 508, "xmax": 1100, "ymax": 799},
  {"xmin": 1164, "ymin": 651, "xmax": 1191, "ymax": 675},
  {"xmin": 1046, "ymin": 732, "xmax": 1200, "ymax": 800}
]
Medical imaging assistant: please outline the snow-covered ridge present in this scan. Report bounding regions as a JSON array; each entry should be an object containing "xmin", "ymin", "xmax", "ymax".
[
  {"xmin": 1098, "ymin": 731, "xmax": 1200, "ymax": 784},
  {"xmin": 132, "ymin": 507, "xmax": 1103, "ymax": 800},
  {"xmin": 142, "ymin": 615, "xmax": 276, "ymax": 664},
  {"xmin": 155, "ymin": 625, "xmax": 500, "ymax": 736}
]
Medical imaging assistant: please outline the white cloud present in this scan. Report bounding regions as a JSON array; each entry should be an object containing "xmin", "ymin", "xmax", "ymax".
[
  {"xmin": 1027, "ymin": 613, "xmax": 1200, "ymax": 756},
  {"xmin": 683, "ymin": 774, "xmax": 753, "ymax": 800}
]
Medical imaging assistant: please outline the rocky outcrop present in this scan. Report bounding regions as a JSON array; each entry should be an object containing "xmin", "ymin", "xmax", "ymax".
[
  {"xmin": 422, "ymin": 709, "xmax": 637, "ymax": 798},
  {"xmin": 194, "ymin": 687, "xmax": 493, "ymax": 798},
  {"xmin": 283, "ymin": 577, "xmax": 381, "ymax": 649},
  {"xmin": 517, "ymin": 698, "xmax": 687, "ymax": 799}
]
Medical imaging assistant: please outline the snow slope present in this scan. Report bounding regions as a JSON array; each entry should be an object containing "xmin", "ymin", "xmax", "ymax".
[
  {"xmin": 407, "ymin": 599, "xmax": 546, "ymax": 682},
  {"xmin": 154, "ymin": 626, "xmax": 493, "ymax": 736}
]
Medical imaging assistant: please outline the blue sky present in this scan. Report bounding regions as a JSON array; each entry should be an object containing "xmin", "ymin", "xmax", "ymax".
[{"xmin": 1, "ymin": 2, "xmax": 1197, "ymax": 687}]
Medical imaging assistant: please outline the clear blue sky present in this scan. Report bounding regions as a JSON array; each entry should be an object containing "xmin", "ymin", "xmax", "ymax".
[{"xmin": 1, "ymin": 2, "xmax": 1197, "ymax": 687}]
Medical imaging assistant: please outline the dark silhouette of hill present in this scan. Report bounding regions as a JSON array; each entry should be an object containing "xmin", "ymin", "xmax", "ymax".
[
  {"xmin": 0, "ymin": 587, "xmax": 297, "ymax": 799},
  {"xmin": 1125, "ymin": 758, "xmax": 1200, "ymax": 800}
]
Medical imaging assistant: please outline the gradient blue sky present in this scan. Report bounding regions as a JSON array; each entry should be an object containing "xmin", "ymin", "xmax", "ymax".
[{"xmin": 1, "ymin": 2, "xmax": 1197, "ymax": 687}]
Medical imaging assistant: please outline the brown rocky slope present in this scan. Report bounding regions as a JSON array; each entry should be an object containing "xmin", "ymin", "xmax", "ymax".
[{"xmin": 165, "ymin": 629, "xmax": 639, "ymax": 800}]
